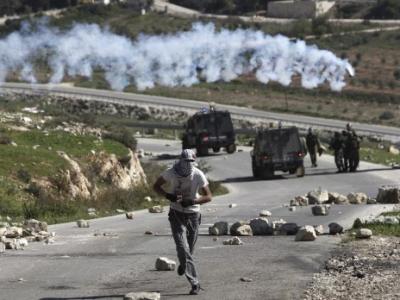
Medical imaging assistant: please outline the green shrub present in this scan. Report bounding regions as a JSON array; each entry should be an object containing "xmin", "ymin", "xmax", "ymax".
[
  {"xmin": 379, "ymin": 111, "xmax": 395, "ymax": 120},
  {"xmin": 103, "ymin": 128, "xmax": 137, "ymax": 151}
]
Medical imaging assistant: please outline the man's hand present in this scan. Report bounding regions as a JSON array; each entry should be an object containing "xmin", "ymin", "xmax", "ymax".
[
  {"xmin": 166, "ymin": 193, "xmax": 178, "ymax": 202},
  {"xmin": 180, "ymin": 198, "xmax": 195, "ymax": 208}
]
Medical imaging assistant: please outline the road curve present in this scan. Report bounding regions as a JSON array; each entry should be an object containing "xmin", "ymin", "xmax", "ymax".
[
  {"xmin": 0, "ymin": 138, "xmax": 398, "ymax": 300},
  {"xmin": 1, "ymin": 82, "xmax": 400, "ymax": 142}
]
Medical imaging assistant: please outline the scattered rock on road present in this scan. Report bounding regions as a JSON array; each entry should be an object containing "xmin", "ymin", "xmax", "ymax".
[
  {"xmin": 124, "ymin": 292, "xmax": 161, "ymax": 300},
  {"xmin": 307, "ymin": 189, "xmax": 329, "ymax": 205},
  {"xmin": 328, "ymin": 192, "xmax": 349, "ymax": 204},
  {"xmin": 328, "ymin": 222, "xmax": 343, "ymax": 235},
  {"xmin": 356, "ymin": 228, "xmax": 373, "ymax": 239},
  {"xmin": 148, "ymin": 206, "xmax": 163, "ymax": 213},
  {"xmin": 240, "ymin": 277, "xmax": 253, "ymax": 282},
  {"xmin": 209, "ymin": 221, "xmax": 228, "ymax": 236},
  {"xmin": 347, "ymin": 192, "xmax": 368, "ymax": 204},
  {"xmin": 0, "ymin": 242, "xmax": 5, "ymax": 253},
  {"xmin": 229, "ymin": 203, "xmax": 237, "ymax": 208},
  {"xmin": 279, "ymin": 223, "xmax": 299, "ymax": 235},
  {"xmin": 290, "ymin": 195, "xmax": 308, "ymax": 206},
  {"xmin": 223, "ymin": 237, "xmax": 243, "ymax": 245},
  {"xmin": 126, "ymin": 212, "xmax": 134, "ymax": 219},
  {"xmin": 313, "ymin": 225, "xmax": 324, "ymax": 235},
  {"xmin": 230, "ymin": 222, "xmax": 252, "ymax": 236},
  {"xmin": 289, "ymin": 206, "xmax": 296, "ymax": 212},
  {"xmin": 155, "ymin": 257, "xmax": 176, "ymax": 271},
  {"xmin": 311, "ymin": 205, "xmax": 330, "ymax": 216},
  {"xmin": 295, "ymin": 225, "xmax": 317, "ymax": 241},
  {"xmin": 259, "ymin": 210, "xmax": 272, "ymax": 217},
  {"xmin": 76, "ymin": 219, "xmax": 90, "ymax": 228},
  {"xmin": 249, "ymin": 218, "xmax": 272, "ymax": 235}
]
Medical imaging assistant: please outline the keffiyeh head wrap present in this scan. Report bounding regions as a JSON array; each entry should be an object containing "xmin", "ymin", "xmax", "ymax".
[{"xmin": 173, "ymin": 149, "xmax": 196, "ymax": 177}]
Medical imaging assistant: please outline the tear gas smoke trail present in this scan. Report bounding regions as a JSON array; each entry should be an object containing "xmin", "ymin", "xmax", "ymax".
[{"xmin": 0, "ymin": 21, "xmax": 354, "ymax": 91}]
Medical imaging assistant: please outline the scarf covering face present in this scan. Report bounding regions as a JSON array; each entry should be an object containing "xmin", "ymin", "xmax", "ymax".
[{"xmin": 173, "ymin": 159, "xmax": 194, "ymax": 177}]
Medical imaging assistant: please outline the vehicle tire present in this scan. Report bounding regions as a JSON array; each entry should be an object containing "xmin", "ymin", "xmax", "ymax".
[
  {"xmin": 226, "ymin": 144, "xmax": 236, "ymax": 154},
  {"xmin": 196, "ymin": 146, "xmax": 209, "ymax": 157},
  {"xmin": 252, "ymin": 161, "xmax": 261, "ymax": 178},
  {"xmin": 296, "ymin": 165, "xmax": 305, "ymax": 177},
  {"xmin": 261, "ymin": 168, "xmax": 274, "ymax": 179},
  {"xmin": 213, "ymin": 146, "xmax": 221, "ymax": 153}
]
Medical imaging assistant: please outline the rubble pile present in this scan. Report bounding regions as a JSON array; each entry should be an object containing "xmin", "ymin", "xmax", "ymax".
[
  {"xmin": 0, "ymin": 219, "xmax": 54, "ymax": 251},
  {"xmin": 290, "ymin": 189, "xmax": 374, "ymax": 207},
  {"xmin": 305, "ymin": 236, "xmax": 400, "ymax": 299}
]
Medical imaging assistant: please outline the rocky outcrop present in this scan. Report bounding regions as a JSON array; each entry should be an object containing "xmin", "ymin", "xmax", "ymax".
[
  {"xmin": 57, "ymin": 151, "xmax": 93, "ymax": 199},
  {"xmin": 376, "ymin": 186, "xmax": 400, "ymax": 204},
  {"xmin": 89, "ymin": 150, "xmax": 147, "ymax": 190}
]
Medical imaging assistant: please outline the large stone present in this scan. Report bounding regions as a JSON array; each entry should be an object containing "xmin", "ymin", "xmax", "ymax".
[
  {"xmin": 271, "ymin": 219, "xmax": 287, "ymax": 231},
  {"xmin": 208, "ymin": 221, "xmax": 228, "ymax": 236},
  {"xmin": 347, "ymin": 192, "xmax": 368, "ymax": 204},
  {"xmin": 295, "ymin": 225, "xmax": 317, "ymax": 241},
  {"xmin": 5, "ymin": 227, "xmax": 23, "ymax": 238},
  {"xmin": 356, "ymin": 228, "xmax": 373, "ymax": 239},
  {"xmin": 249, "ymin": 218, "xmax": 272, "ymax": 235},
  {"xmin": 383, "ymin": 216, "xmax": 399, "ymax": 225},
  {"xmin": 328, "ymin": 222, "xmax": 343, "ymax": 235},
  {"xmin": 311, "ymin": 205, "xmax": 330, "ymax": 216},
  {"xmin": 376, "ymin": 186, "xmax": 400, "ymax": 204},
  {"xmin": 290, "ymin": 196, "xmax": 308, "ymax": 206},
  {"xmin": 148, "ymin": 206, "xmax": 164, "ymax": 213},
  {"xmin": 259, "ymin": 210, "xmax": 272, "ymax": 217},
  {"xmin": 230, "ymin": 223, "xmax": 252, "ymax": 236},
  {"xmin": 0, "ymin": 227, "xmax": 7, "ymax": 236},
  {"xmin": 389, "ymin": 145, "xmax": 400, "ymax": 155},
  {"xmin": 230, "ymin": 221, "xmax": 248, "ymax": 235},
  {"xmin": 124, "ymin": 292, "xmax": 161, "ymax": 300},
  {"xmin": 313, "ymin": 225, "xmax": 324, "ymax": 235},
  {"xmin": 307, "ymin": 189, "xmax": 329, "ymax": 205},
  {"xmin": 0, "ymin": 242, "xmax": 5, "ymax": 253},
  {"xmin": 328, "ymin": 192, "xmax": 349, "ymax": 205},
  {"xmin": 24, "ymin": 219, "xmax": 48, "ymax": 233},
  {"xmin": 77, "ymin": 219, "xmax": 90, "ymax": 228},
  {"xmin": 279, "ymin": 223, "xmax": 299, "ymax": 235},
  {"xmin": 17, "ymin": 238, "xmax": 29, "ymax": 247},
  {"xmin": 155, "ymin": 257, "xmax": 176, "ymax": 271}
]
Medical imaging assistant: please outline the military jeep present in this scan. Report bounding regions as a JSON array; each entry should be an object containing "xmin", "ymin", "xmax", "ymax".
[
  {"xmin": 251, "ymin": 126, "xmax": 306, "ymax": 179},
  {"xmin": 182, "ymin": 107, "xmax": 236, "ymax": 156}
]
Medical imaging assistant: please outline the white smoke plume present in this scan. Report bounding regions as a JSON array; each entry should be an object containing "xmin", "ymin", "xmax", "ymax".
[{"xmin": 0, "ymin": 20, "xmax": 354, "ymax": 91}]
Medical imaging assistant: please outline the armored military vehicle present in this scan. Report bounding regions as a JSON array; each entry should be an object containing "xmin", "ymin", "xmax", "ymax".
[
  {"xmin": 251, "ymin": 126, "xmax": 306, "ymax": 179},
  {"xmin": 182, "ymin": 106, "xmax": 236, "ymax": 156}
]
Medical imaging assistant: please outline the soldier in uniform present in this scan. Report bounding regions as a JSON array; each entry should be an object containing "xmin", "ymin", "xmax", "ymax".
[
  {"xmin": 329, "ymin": 131, "xmax": 345, "ymax": 172},
  {"xmin": 343, "ymin": 123, "xmax": 360, "ymax": 172},
  {"xmin": 306, "ymin": 127, "xmax": 321, "ymax": 167}
]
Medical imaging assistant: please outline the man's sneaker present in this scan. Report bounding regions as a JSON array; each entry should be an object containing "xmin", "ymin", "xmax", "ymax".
[
  {"xmin": 189, "ymin": 284, "xmax": 201, "ymax": 295},
  {"xmin": 177, "ymin": 264, "xmax": 185, "ymax": 276}
]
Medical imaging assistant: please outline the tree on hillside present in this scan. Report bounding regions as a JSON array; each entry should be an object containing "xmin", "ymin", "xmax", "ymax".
[{"xmin": 367, "ymin": 0, "xmax": 400, "ymax": 19}]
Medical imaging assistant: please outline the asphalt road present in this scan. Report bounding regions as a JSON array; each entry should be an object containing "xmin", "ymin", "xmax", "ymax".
[
  {"xmin": 0, "ymin": 138, "xmax": 398, "ymax": 300},
  {"xmin": 2, "ymin": 82, "xmax": 400, "ymax": 142}
]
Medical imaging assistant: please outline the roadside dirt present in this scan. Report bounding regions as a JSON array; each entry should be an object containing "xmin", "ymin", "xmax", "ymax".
[{"xmin": 304, "ymin": 236, "xmax": 400, "ymax": 300}]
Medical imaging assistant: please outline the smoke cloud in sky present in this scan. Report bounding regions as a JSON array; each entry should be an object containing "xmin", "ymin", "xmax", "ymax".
[{"xmin": 0, "ymin": 20, "xmax": 354, "ymax": 91}]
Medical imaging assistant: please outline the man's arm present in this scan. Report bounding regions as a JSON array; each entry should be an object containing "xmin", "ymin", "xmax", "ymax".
[
  {"xmin": 153, "ymin": 176, "xmax": 168, "ymax": 197},
  {"xmin": 195, "ymin": 185, "xmax": 212, "ymax": 205}
]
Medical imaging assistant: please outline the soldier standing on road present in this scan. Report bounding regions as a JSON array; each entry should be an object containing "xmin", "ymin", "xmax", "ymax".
[
  {"xmin": 306, "ymin": 127, "xmax": 321, "ymax": 167},
  {"xmin": 329, "ymin": 131, "xmax": 345, "ymax": 172},
  {"xmin": 153, "ymin": 149, "xmax": 212, "ymax": 295},
  {"xmin": 344, "ymin": 123, "xmax": 360, "ymax": 172}
]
